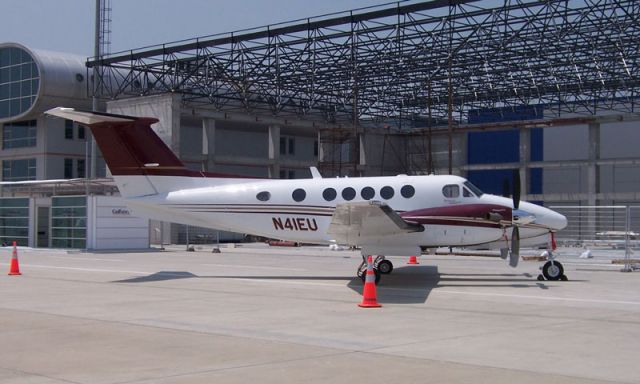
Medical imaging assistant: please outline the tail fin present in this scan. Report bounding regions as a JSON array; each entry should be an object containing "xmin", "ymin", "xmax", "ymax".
[
  {"xmin": 45, "ymin": 107, "xmax": 211, "ymax": 197},
  {"xmin": 45, "ymin": 107, "xmax": 186, "ymax": 177}
]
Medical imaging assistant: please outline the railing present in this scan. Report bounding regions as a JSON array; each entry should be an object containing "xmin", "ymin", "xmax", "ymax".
[{"xmin": 549, "ymin": 205, "xmax": 639, "ymax": 272}]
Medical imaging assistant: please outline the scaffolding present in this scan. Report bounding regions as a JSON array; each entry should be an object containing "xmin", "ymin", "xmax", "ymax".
[{"xmin": 88, "ymin": 0, "xmax": 640, "ymax": 174}]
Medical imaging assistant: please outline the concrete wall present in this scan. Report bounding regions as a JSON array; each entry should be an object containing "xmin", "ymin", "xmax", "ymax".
[{"xmin": 88, "ymin": 196, "xmax": 149, "ymax": 250}]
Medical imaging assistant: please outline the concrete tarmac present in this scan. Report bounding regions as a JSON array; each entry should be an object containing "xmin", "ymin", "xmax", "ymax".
[{"xmin": 1, "ymin": 244, "xmax": 639, "ymax": 383}]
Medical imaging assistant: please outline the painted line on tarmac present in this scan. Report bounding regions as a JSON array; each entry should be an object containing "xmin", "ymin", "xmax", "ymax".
[
  {"xmin": 435, "ymin": 289, "xmax": 640, "ymax": 306},
  {"xmin": 233, "ymin": 278, "xmax": 346, "ymax": 288},
  {"xmin": 202, "ymin": 263, "xmax": 306, "ymax": 272},
  {"xmin": 46, "ymin": 256, "xmax": 124, "ymax": 262},
  {"xmin": 16, "ymin": 264, "xmax": 150, "ymax": 275}
]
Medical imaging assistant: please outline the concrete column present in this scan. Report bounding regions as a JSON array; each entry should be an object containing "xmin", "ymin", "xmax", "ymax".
[
  {"xmin": 201, "ymin": 118, "xmax": 216, "ymax": 172},
  {"xmin": 317, "ymin": 131, "xmax": 324, "ymax": 163},
  {"xmin": 587, "ymin": 122, "xmax": 600, "ymax": 235},
  {"xmin": 358, "ymin": 133, "xmax": 366, "ymax": 176},
  {"xmin": 170, "ymin": 95, "xmax": 182, "ymax": 157},
  {"xmin": 587, "ymin": 122, "xmax": 600, "ymax": 206},
  {"xmin": 519, "ymin": 128, "xmax": 530, "ymax": 197},
  {"xmin": 268, "ymin": 125, "xmax": 281, "ymax": 178}
]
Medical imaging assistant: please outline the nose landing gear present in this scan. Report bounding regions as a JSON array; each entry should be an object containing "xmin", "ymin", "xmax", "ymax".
[{"xmin": 537, "ymin": 252, "xmax": 567, "ymax": 281}]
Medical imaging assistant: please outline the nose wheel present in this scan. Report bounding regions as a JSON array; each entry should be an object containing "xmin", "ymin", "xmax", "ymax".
[{"xmin": 537, "ymin": 259, "xmax": 567, "ymax": 281}]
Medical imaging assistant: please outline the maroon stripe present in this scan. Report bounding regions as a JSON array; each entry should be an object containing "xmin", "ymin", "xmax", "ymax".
[
  {"xmin": 401, "ymin": 204, "xmax": 511, "ymax": 221},
  {"xmin": 404, "ymin": 217, "xmax": 502, "ymax": 229}
]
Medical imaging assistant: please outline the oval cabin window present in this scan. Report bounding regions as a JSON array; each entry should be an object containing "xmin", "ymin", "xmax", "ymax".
[
  {"xmin": 380, "ymin": 186, "xmax": 394, "ymax": 200},
  {"xmin": 323, "ymin": 188, "xmax": 337, "ymax": 201},
  {"xmin": 256, "ymin": 191, "xmax": 271, "ymax": 201},
  {"xmin": 292, "ymin": 188, "xmax": 306, "ymax": 202},
  {"xmin": 400, "ymin": 185, "xmax": 415, "ymax": 198},
  {"xmin": 361, "ymin": 186, "xmax": 375, "ymax": 200},
  {"xmin": 342, "ymin": 187, "xmax": 356, "ymax": 201}
]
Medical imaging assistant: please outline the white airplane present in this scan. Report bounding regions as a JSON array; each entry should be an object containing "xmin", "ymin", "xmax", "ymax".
[{"xmin": 45, "ymin": 107, "xmax": 568, "ymax": 282}]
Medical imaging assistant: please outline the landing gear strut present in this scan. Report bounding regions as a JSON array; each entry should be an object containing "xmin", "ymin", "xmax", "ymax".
[{"xmin": 357, "ymin": 255, "xmax": 382, "ymax": 284}]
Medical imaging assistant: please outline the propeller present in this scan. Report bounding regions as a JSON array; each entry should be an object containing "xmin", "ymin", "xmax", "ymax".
[{"xmin": 509, "ymin": 170, "xmax": 521, "ymax": 268}]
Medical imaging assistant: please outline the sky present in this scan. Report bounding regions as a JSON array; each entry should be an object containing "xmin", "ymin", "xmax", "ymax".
[{"xmin": 0, "ymin": 0, "xmax": 394, "ymax": 56}]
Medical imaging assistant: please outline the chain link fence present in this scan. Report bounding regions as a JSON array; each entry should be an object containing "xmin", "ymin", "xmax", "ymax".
[{"xmin": 549, "ymin": 206, "xmax": 640, "ymax": 271}]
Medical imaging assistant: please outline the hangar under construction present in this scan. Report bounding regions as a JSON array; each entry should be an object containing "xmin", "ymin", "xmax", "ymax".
[{"xmin": 1, "ymin": 0, "xmax": 639, "ymax": 248}]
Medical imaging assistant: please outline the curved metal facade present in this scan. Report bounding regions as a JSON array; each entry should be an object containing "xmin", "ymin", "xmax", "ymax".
[{"xmin": 0, "ymin": 42, "xmax": 88, "ymax": 123}]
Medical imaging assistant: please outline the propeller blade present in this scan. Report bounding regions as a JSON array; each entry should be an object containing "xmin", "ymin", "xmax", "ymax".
[
  {"xmin": 509, "ymin": 226, "xmax": 520, "ymax": 268},
  {"xmin": 512, "ymin": 169, "xmax": 521, "ymax": 210},
  {"xmin": 500, "ymin": 248, "xmax": 509, "ymax": 260}
]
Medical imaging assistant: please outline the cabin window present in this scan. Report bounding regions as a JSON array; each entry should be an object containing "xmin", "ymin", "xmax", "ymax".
[
  {"xmin": 380, "ymin": 186, "xmax": 394, "ymax": 200},
  {"xmin": 342, "ymin": 187, "xmax": 356, "ymax": 201},
  {"xmin": 400, "ymin": 185, "xmax": 415, "ymax": 198},
  {"xmin": 256, "ymin": 191, "xmax": 271, "ymax": 201},
  {"xmin": 442, "ymin": 184, "xmax": 460, "ymax": 198},
  {"xmin": 323, "ymin": 188, "xmax": 337, "ymax": 201},
  {"xmin": 292, "ymin": 188, "xmax": 306, "ymax": 202},
  {"xmin": 361, "ymin": 186, "xmax": 375, "ymax": 200}
]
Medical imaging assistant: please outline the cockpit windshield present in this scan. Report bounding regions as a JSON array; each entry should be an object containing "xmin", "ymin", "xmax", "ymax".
[{"xmin": 463, "ymin": 181, "xmax": 484, "ymax": 197}]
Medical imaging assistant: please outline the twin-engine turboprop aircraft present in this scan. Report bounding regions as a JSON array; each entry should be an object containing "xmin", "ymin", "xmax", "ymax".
[{"xmin": 45, "ymin": 107, "xmax": 568, "ymax": 283}]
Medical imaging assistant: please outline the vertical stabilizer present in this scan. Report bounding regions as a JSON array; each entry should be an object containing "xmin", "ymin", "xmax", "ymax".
[{"xmin": 45, "ymin": 108, "xmax": 195, "ymax": 197}]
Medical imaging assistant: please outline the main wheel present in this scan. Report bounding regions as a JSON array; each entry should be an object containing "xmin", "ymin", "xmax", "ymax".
[
  {"xmin": 377, "ymin": 259, "xmax": 394, "ymax": 274},
  {"xmin": 542, "ymin": 261, "xmax": 564, "ymax": 281}
]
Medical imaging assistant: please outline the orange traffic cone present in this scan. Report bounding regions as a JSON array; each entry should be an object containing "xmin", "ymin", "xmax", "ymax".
[
  {"xmin": 407, "ymin": 255, "xmax": 419, "ymax": 265},
  {"xmin": 359, "ymin": 255, "xmax": 381, "ymax": 308},
  {"xmin": 8, "ymin": 241, "xmax": 21, "ymax": 276}
]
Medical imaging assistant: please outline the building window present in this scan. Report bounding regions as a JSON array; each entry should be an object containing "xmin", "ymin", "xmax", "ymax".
[
  {"xmin": 0, "ymin": 198, "xmax": 29, "ymax": 246},
  {"xmin": 64, "ymin": 158, "xmax": 73, "ymax": 178},
  {"xmin": 51, "ymin": 196, "xmax": 86, "ymax": 249},
  {"xmin": 279, "ymin": 169, "xmax": 296, "ymax": 179},
  {"xmin": 77, "ymin": 125, "xmax": 85, "ymax": 140},
  {"xmin": 288, "ymin": 137, "xmax": 295, "ymax": 155},
  {"xmin": 2, "ymin": 120, "xmax": 36, "ymax": 149},
  {"xmin": 64, "ymin": 120, "xmax": 73, "ymax": 139},
  {"xmin": 314, "ymin": 140, "xmax": 318, "ymax": 157},
  {"xmin": 279, "ymin": 137, "xmax": 286, "ymax": 155},
  {"xmin": 0, "ymin": 47, "xmax": 40, "ymax": 119},
  {"xmin": 280, "ymin": 136, "xmax": 295, "ymax": 156},
  {"xmin": 2, "ymin": 158, "xmax": 36, "ymax": 181},
  {"xmin": 77, "ymin": 159, "xmax": 86, "ymax": 178}
]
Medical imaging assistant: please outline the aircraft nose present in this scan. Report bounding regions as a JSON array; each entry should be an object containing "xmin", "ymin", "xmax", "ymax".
[{"xmin": 543, "ymin": 208, "xmax": 568, "ymax": 231}]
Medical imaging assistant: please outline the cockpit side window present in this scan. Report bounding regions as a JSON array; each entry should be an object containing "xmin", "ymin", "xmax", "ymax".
[
  {"xmin": 463, "ymin": 181, "xmax": 484, "ymax": 197},
  {"xmin": 463, "ymin": 187, "xmax": 474, "ymax": 197},
  {"xmin": 442, "ymin": 184, "xmax": 460, "ymax": 198}
]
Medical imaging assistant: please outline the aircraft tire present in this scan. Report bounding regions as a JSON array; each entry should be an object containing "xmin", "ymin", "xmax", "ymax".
[
  {"xmin": 542, "ymin": 261, "xmax": 564, "ymax": 281},
  {"xmin": 377, "ymin": 260, "xmax": 394, "ymax": 274}
]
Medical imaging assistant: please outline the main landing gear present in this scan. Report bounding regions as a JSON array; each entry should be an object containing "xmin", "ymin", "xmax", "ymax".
[
  {"xmin": 536, "ymin": 252, "xmax": 568, "ymax": 281},
  {"xmin": 357, "ymin": 255, "xmax": 394, "ymax": 284}
]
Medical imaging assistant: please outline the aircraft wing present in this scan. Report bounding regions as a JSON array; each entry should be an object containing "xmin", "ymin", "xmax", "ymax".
[{"xmin": 327, "ymin": 201, "xmax": 423, "ymax": 247}]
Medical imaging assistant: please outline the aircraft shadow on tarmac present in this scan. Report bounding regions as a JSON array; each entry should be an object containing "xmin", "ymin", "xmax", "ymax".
[{"xmin": 113, "ymin": 266, "xmax": 564, "ymax": 304}]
